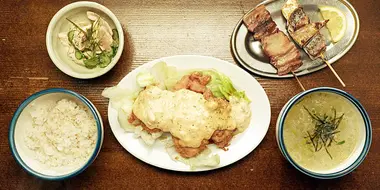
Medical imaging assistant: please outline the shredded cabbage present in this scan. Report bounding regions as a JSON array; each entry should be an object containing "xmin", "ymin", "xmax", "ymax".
[
  {"xmin": 135, "ymin": 61, "xmax": 187, "ymax": 90},
  {"xmin": 117, "ymin": 107, "xmax": 134, "ymax": 132},
  {"xmin": 133, "ymin": 126, "xmax": 163, "ymax": 146},
  {"xmin": 165, "ymin": 138, "xmax": 220, "ymax": 170},
  {"xmin": 102, "ymin": 86, "xmax": 163, "ymax": 145},
  {"xmin": 102, "ymin": 86, "xmax": 137, "ymax": 110},
  {"xmin": 136, "ymin": 71, "xmax": 156, "ymax": 87},
  {"xmin": 201, "ymin": 70, "xmax": 250, "ymax": 102},
  {"xmin": 150, "ymin": 61, "xmax": 168, "ymax": 89}
]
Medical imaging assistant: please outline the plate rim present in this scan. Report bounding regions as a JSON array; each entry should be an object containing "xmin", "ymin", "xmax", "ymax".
[
  {"xmin": 230, "ymin": 0, "xmax": 360, "ymax": 78},
  {"xmin": 107, "ymin": 55, "xmax": 271, "ymax": 172}
]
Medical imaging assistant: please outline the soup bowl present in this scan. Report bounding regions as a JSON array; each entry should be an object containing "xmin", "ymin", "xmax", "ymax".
[{"xmin": 276, "ymin": 87, "xmax": 371, "ymax": 179}]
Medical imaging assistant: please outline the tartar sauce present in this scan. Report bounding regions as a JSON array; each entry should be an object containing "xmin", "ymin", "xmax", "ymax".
[{"xmin": 132, "ymin": 86, "xmax": 251, "ymax": 148}]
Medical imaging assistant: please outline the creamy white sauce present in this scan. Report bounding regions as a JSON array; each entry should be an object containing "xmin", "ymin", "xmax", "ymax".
[{"xmin": 132, "ymin": 86, "xmax": 251, "ymax": 148}]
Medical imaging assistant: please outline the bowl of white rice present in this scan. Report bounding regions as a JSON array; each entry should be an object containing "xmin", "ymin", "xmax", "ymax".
[{"xmin": 9, "ymin": 88, "xmax": 103, "ymax": 180}]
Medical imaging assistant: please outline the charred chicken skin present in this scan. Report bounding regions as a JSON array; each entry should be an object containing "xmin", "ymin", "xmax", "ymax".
[{"xmin": 243, "ymin": 5, "xmax": 303, "ymax": 75}]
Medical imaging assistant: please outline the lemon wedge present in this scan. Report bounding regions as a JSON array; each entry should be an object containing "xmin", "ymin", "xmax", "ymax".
[{"xmin": 319, "ymin": 6, "xmax": 347, "ymax": 43}]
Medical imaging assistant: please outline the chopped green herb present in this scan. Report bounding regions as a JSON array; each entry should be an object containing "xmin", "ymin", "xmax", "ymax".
[
  {"xmin": 86, "ymin": 28, "xmax": 92, "ymax": 39},
  {"xmin": 303, "ymin": 106, "xmax": 345, "ymax": 159},
  {"xmin": 66, "ymin": 18, "xmax": 87, "ymax": 34},
  {"xmin": 75, "ymin": 50, "xmax": 83, "ymax": 60},
  {"xmin": 337, "ymin": 140, "xmax": 345, "ymax": 145},
  {"xmin": 111, "ymin": 45, "xmax": 118, "ymax": 57}
]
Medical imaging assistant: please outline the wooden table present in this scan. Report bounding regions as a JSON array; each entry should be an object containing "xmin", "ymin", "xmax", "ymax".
[{"xmin": 1, "ymin": 0, "xmax": 379, "ymax": 189}]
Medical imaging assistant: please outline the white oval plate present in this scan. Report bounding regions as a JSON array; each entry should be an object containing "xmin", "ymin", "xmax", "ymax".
[{"xmin": 107, "ymin": 55, "xmax": 271, "ymax": 171}]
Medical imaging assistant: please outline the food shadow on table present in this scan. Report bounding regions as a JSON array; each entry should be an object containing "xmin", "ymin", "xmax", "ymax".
[{"xmin": 280, "ymin": 162, "xmax": 356, "ymax": 187}]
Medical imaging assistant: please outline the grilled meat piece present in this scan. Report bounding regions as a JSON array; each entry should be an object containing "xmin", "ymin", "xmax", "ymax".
[
  {"xmin": 243, "ymin": 5, "xmax": 303, "ymax": 75},
  {"xmin": 288, "ymin": 7, "xmax": 310, "ymax": 32},
  {"xmin": 273, "ymin": 46, "xmax": 301, "ymax": 67},
  {"xmin": 304, "ymin": 32, "xmax": 326, "ymax": 59},
  {"xmin": 173, "ymin": 137, "xmax": 209, "ymax": 158},
  {"xmin": 275, "ymin": 51, "xmax": 302, "ymax": 75},
  {"xmin": 253, "ymin": 20, "xmax": 278, "ymax": 40},
  {"xmin": 242, "ymin": 5, "xmax": 281, "ymax": 41},
  {"xmin": 128, "ymin": 112, "xmax": 162, "ymax": 133},
  {"xmin": 289, "ymin": 21, "xmax": 328, "ymax": 47},
  {"xmin": 283, "ymin": 0, "xmax": 329, "ymax": 60},
  {"xmin": 243, "ymin": 5, "xmax": 279, "ymax": 41},
  {"xmin": 261, "ymin": 31, "xmax": 302, "ymax": 75},
  {"xmin": 262, "ymin": 32, "xmax": 295, "ymax": 57},
  {"xmin": 141, "ymin": 123, "xmax": 162, "ymax": 134},
  {"xmin": 282, "ymin": 0, "xmax": 300, "ymax": 20},
  {"xmin": 211, "ymin": 130, "xmax": 235, "ymax": 149},
  {"xmin": 277, "ymin": 59, "xmax": 303, "ymax": 76},
  {"xmin": 173, "ymin": 72, "xmax": 211, "ymax": 93},
  {"xmin": 243, "ymin": 5, "xmax": 271, "ymax": 34}
]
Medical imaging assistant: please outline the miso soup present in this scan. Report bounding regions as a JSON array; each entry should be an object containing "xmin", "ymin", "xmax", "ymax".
[{"xmin": 283, "ymin": 92, "xmax": 365, "ymax": 172}]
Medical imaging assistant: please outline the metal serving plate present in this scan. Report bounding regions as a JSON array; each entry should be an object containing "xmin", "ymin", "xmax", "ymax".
[{"xmin": 231, "ymin": 0, "xmax": 359, "ymax": 78}]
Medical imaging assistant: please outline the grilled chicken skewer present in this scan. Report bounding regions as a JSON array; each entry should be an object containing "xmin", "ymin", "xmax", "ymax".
[
  {"xmin": 243, "ymin": 5, "xmax": 305, "ymax": 90},
  {"xmin": 282, "ymin": 0, "xmax": 346, "ymax": 87},
  {"xmin": 243, "ymin": 5, "xmax": 303, "ymax": 77}
]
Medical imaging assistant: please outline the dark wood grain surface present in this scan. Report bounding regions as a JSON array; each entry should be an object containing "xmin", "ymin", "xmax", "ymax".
[{"xmin": 1, "ymin": 0, "xmax": 379, "ymax": 189}]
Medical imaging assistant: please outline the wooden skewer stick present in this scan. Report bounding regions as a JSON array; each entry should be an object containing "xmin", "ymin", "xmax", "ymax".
[
  {"xmin": 291, "ymin": 71, "xmax": 305, "ymax": 91},
  {"xmin": 321, "ymin": 55, "xmax": 346, "ymax": 87}
]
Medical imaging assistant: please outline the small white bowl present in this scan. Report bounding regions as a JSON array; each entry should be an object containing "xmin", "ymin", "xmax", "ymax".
[
  {"xmin": 9, "ymin": 88, "xmax": 104, "ymax": 180},
  {"xmin": 276, "ymin": 87, "xmax": 371, "ymax": 179},
  {"xmin": 46, "ymin": 1, "xmax": 124, "ymax": 79}
]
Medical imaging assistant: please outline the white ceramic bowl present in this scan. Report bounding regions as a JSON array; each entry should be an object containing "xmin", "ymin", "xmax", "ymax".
[
  {"xmin": 46, "ymin": 1, "xmax": 124, "ymax": 79},
  {"xmin": 276, "ymin": 87, "xmax": 371, "ymax": 179},
  {"xmin": 9, "ymin": 88, "xmax": 104, "ymax": 180}
]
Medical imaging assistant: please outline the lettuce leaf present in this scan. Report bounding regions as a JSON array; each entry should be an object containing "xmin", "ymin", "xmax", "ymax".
[
  {"xmin": 136, "ymin": 61, "xmax": 189, "ymax": 90},
  {"xmin": 201, "ymin": 70, "xmax": 250, "ymax": 102},
  {"xmin": 101, "ymin": 86, "xmax": 137, "ymax": 110},
  {"xmin": 136, "ymin": 71, "xmax": 157, "ymax": 87}
]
